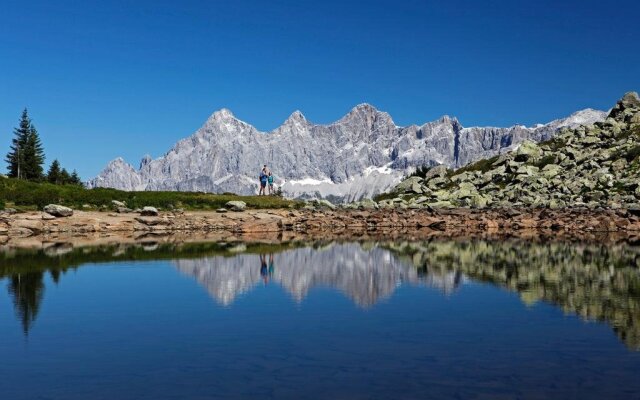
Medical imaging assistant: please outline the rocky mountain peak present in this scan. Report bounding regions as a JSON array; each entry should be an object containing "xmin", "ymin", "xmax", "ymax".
[
  {"xmin": 88, "ymin": 97, "xmax": 613, "ymax": 201},
  {"xmin": 282, "ymin": 110, "xmax": 308, "ymax": 127},
  {"xmin": 211, "ymin": 108, "xmax": 235, "ymax": 121},
  {"xmin": 139, "ymin": 154, "xmax": 152, "ymax": 169}
]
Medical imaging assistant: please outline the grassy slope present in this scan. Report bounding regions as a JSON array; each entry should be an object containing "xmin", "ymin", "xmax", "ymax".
[{"xmin": 0, "ymin": 177, "xmax": 300, "ymax": 211}]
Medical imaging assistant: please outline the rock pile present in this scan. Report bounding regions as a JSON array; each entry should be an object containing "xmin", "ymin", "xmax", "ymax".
[{"xmin": 382, "ymin": 92, "xmax": 640, "ymax": 209}]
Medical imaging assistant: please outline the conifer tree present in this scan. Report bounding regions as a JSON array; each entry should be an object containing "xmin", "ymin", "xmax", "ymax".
[
  {"xmin": 59, "ymin": 168, "xmax": 71, "ymax": 184},
  {"xmin": 70, "ymin": 169, "xmax": 82, "ymax": 185},
  {"xmin": 22, "ymin": 124, "xmax": 45, "ymax": 180},
  {"xmin": 47, "ymin": 159, "xmax": 62, "ymax": 184},
  {"xmin": 4, "ymin": 109, "xmax": 45, "ymax": 180},
  {"xmin": 5, "ymin": 109, "xmax": 31, "ymax": 178}
]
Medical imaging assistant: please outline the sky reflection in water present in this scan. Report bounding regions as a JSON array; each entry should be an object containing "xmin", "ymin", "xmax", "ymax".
[{"xmin": 1, "ymin": 239, "xmax": 639, "ymax": 400}]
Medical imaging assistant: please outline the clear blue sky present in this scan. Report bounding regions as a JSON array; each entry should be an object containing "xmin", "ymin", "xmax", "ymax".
[{"xmin": 1, "ymin": 0, "xmax": 638, "ymax": 179}]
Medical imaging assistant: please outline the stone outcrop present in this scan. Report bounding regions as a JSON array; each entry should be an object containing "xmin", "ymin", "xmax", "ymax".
[{"xmin": 383, "ymin": 92, "xmax": 640, "ymax": 209}]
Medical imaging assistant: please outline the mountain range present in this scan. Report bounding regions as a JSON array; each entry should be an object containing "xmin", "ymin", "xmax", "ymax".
[{"xmin": 88, "ymin": 104, "xmax": 606, "ymax": 202}]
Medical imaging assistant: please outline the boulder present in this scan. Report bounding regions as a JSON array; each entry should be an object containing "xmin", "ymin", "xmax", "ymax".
[
  {"xmin": 396, "ymin": 176, "xmax": 423, "ymax": 193},
  {"xmin": 424, "ymin": 165, "xmax": 448, "ymax": 180},
  {"xmin": 358, "ymin": 199, "xmax": 378, "ymax": 210},
  {"xmin": 112, "ymin": 200, "xmax": 127, "ymax": 207},
  {"xmin": 515, "ymin": 140, "xmax": 542, "ymax": 162},
  {"xmin": 454, "ymin": 182, "xmax": 477, "ymax": 199},
  {"xmin": 315, "ymin": 199, "xmax": 337, "ymax": 210},
  {"xmin": 43, "ymin": 204, "xmax": 73, "ymax": 217},
  {"xmin": 216, "ymin": 208, "xmax": 228, "ymax": 213},
  {"xmin": 225, "ymin": 201, "xmax": 247, "ymax": 212},
  {"xmin": 140, "ymin": 206, "xmax": 159, "ymax": 216},
  {"xmin": 470, "ymin": 194, "xmax": 491, "ymax": 208}
]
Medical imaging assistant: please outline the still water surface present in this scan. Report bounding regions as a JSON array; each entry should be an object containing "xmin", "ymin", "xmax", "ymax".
[{"xmin": 1, "ymin": 239, "xmax": 639, "ymax": 399}]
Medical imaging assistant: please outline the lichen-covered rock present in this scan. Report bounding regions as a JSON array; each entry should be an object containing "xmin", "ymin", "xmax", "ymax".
[
  {"xmin": 140, "ymin": 206, "xmax": 159, "ymax": 216},
  {"xmin": 515, "ymin": 141, "xmax": 542, "ymax": 162},
  {"xmin": 383, "ymin": 93, "xmax": 640, "ymax": 209},
  {"xmin": 43, "ymin": 204, "xmax": 73, "ymax": 217},
  {"xmin": 225, "ymin": 201, "xmax": 246, "ymax": 212}
]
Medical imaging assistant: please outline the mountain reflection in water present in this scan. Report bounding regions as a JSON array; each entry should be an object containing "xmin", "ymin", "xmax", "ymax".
[
  {"xmin": 174, "ymin": 243, "xmax": 462, "ymax": 307},
  {"xmin": 1, "ymin": 239, "xmax": 639, "ymax": 349}
]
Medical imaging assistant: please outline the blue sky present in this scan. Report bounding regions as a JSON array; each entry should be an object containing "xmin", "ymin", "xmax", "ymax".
[{"xmin": 1, "ymin": 0, "xmax": 638, "ymax": 178}]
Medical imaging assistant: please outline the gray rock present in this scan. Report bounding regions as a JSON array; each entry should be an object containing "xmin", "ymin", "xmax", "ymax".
[
  {"xmin": 225, "ymin": 201, "xmax": 247, "ymax": 212},
  {"xmin": 424, "ymin": 165, "xmax": 448, "ymax": 180},
  {"xmin": 140, "ymin": 206, "xmax": 159, "ymax": 216},
  {"xmin": 112, "ymin": 200, "xmax": 127, "ymax": 207},
  {"xmin": 515, "ymin": 140, "xmax": 542, "ymax": 161},
  {"xmin": 216, "ymin": 208, "xmax": 228, "ymax": 213},
  {"xmin": 43, "ymin": 204, "xmax": 73, "ymax": 217},
  {"xmin": 396, "ymin": 176, "xmax": 423, "ymax": 192},
  {"xmin": 314, "ymin": 199, "xmax": 337, "ymax": 210}
]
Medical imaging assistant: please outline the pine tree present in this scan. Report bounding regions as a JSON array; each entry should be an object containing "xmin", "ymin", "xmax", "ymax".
[
  {"xmin": 22, "ymin": 124, "xmax": 45, "ymax": 180},
  {"xmin": 4, "ymin": 109, "xmax": 45, "ymax": 180},
  {"xmin": 59, "ymin": 168, "xmax": 71, "ymax": 184},
  {"xmin": 5, "ymin": 109, "xmax": 31, "ymax": 178},
  {"xmin": 70, "ymin": 169, "xmax": 82, "ymax": 185},
  {"xmin": 47, "ymin": 159, "xmax": 62, "ymax": 184}
]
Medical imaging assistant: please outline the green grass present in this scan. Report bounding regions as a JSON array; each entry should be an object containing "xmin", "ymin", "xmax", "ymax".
[{"xmin": 0, "ymin": 176, "xmax": 301, "ymax": 211}]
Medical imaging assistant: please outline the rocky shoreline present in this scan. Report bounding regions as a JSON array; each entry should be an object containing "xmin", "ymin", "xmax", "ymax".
[{"xmin": 2, "ymin": 207, "xmax": 640, "ymax": 247}]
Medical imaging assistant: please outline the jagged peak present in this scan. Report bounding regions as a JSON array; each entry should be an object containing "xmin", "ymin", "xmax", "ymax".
[
  {"xmin": 212, "ymin": 108, "xmax": 235, "ymax": 119},
  {"xmin": 419, "ymin": 115, "xmax": 459, "ymax": 128},
  {"xmin": 140, "ymin": 154, "xmax": 153, "ymax": 168},
  {"xmin": 285, "ymin": 110, "xmax": 307, "ymax": 123},
  {"xmin": 103, "ymin": 157, "xmax": 137, "ymax": 171},
  {"xmin": 351, "ymin": 103, "xmax": 379, "ymax": 113},
  {"xmin": 109, "ymin": 157, "xmax": 127, "ymax": 165}
]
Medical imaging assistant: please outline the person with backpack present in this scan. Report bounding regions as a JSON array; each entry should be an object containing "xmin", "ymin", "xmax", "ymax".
[
  {"xmin": 268, "ymin": 172, "xmax": 275, "ymax": 195},
  {"xmin": 259, "ymin": 165, "xmax": 268, "ymax": 195}
]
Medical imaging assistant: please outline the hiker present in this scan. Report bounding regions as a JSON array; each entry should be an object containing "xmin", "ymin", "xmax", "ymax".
[
  {"xmin": 259, "ymin": 165, "xmax": 268, "ymax": 195},
  {"xmin": 268, "ymin": 172, "xmax": 275, "ymax": 195},
  {"xmin": 268, "ymin": 254, "xmax": 275, "ymax": 278},
  {"xmin": 260, "ymin": 254, "xmax": 269, "ymax": 284}
]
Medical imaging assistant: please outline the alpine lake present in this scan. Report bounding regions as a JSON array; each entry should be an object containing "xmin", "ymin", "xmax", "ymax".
[{"xmin": 1, "ymin": 235, "xmax": 640, "ymax": 399}]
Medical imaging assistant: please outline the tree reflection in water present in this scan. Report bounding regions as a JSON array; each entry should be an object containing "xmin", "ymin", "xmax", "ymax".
[{"xmin": 7, "ymin": 272, "xmax": 45, "ymax": 335}]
